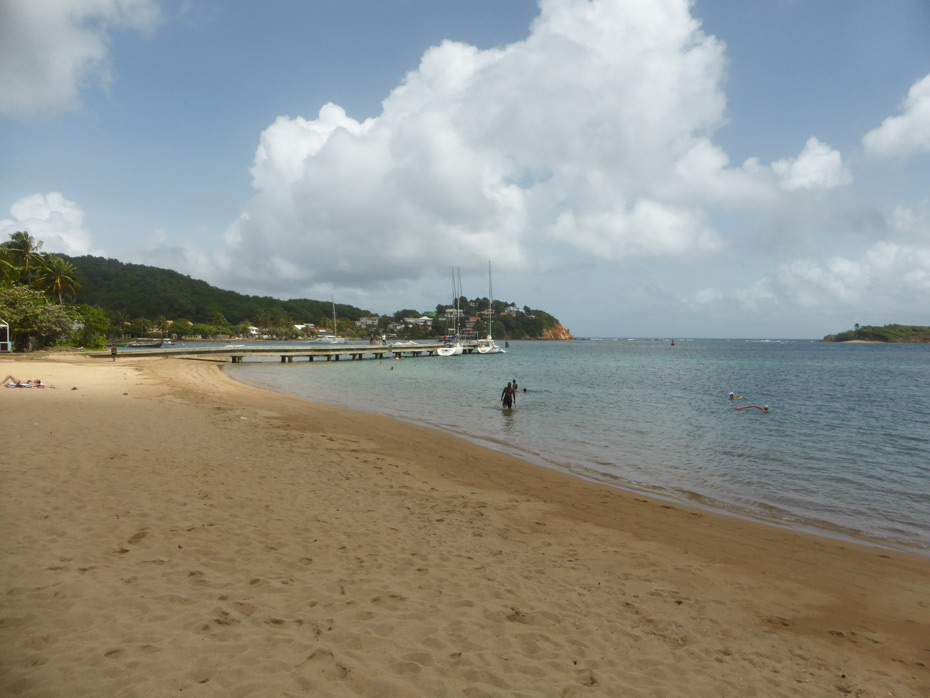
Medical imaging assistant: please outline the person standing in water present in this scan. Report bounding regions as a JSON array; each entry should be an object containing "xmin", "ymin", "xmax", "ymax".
[{"xmin": 501, "ymin": 381, "xmax": 515, "ymax": 410}]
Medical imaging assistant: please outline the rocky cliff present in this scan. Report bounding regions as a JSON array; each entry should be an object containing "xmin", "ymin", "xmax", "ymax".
[{"xmin": 540, "ymin": 323, "xmax": 575, "ymax": 340}]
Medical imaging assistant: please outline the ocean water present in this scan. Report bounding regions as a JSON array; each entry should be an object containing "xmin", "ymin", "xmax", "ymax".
[{"xmin": 224, "ymin": 339, "xmax": 930, "ymax": 553}]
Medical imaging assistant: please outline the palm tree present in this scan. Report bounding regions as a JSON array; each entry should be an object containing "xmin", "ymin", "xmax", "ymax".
[
  {"xmin": 0, "ymin": 253, "xmax": 16, "ymax": 285},
  {"xmin": 34, "ymin": 255, "xmax": 80, "ymax": 305},
  {"xmin": 3, "ymin": 231, "xmax": 43, "ymax": 285},
  {"xmin": 133, "ymin": 318, "xmax": 151, "ymax": 338},
  {"xmin": 108, "ymin": 311, "xmax": 130, "ymax": 338}
]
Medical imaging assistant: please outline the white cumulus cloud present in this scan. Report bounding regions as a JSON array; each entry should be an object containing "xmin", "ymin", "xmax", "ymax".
[
  {"xmin": 0, "ymin": 0, "xmax": 161, "ymax": 119},
  {"xmin": 772, "ymin": 137, "xmax": 852, "ymax": 191},
  {"xmin": 705, "ymin": 240, "xmax": 930, "ymax": 318},
  {"xmin": 0, "ymin": 192, "xmax": 102, "ymax": 257},
  {"xmin": 863, "ymin": 73, "xmax": 930, "ymax": 159},
  {"xmin": 200, "ymin": 0, "xmax": 749, "ymax": 296},
  {"xmin": 547, "ymin": 200, "xmax": 720, "ymax": 259},
  {"xmin": 890, "ymin": 204, "xmax": 930, "ymax": 243}
]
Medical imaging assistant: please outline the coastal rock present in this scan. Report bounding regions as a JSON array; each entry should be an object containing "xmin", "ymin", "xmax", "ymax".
[{"xmin": 540, "ymin": 323, "xmax": 575, "ymax": 340}]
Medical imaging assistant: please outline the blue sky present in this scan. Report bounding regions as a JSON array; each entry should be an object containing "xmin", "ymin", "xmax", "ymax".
[{"xmin": 2, "ymin": 0, "xmax": 929, "ymax": 338}]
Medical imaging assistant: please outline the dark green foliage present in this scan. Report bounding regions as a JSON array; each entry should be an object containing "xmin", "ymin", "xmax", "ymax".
[
  {"xmin": 393, "ymin": 309, "xmax": 422, "ymax": 321},
  {"xmin": 69, "ymin": 305, "xmax": 110, "ymax": 349},
  {"xmin": 824, "ymin": 324, "xmax": 930, "ymax": 343},
  {"xmin": 0, "ymin": 285, "xmax": 73, "ymax": 350},
  {"xmin": 62, "ymin": 255, "xmax": 370, "ymax": 328},
  {"xmin": 442, "ymin": 296, "xmax": 563, "ymax": 340},
  {"xmin": 62, "ymin": 255, "xmax": 566, "ymax": 340},
  {"xmin": 38, "ymin": 256, "xmax": 558, "ymax": 341}
]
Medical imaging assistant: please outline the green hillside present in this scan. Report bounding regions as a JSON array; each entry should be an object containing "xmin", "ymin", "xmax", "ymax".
[
  {"xmin": 64, "ymin": 255, "xmax": 364, "ymax": 327},
  {"xmin": 2, "ymin": 230, "xmax": 570, "ymax": 349},
  {"xmin": 823, "ymin": 324, "xmax": 930, "ymax": 343},
  {"xmin": 60, "ymin": 254, "xmax": 568, "ymax": 341}
]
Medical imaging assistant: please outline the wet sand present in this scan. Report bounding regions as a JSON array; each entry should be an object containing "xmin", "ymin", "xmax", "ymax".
[{"xmin": 1, "ymin": 354, "xmax": 928, "ymax": 697}]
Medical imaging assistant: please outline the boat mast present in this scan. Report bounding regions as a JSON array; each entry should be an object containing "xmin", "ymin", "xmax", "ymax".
[
  {"xmin": 451, "ymin": 267, "xmax": 459, "ymax": 336},
  {"xmin": 332, "ymin": 293, "xmax": 338, "ymax": 338},
  {"xmin": 487, "ymin": 261, "xmax": 493, "ymax": 341},
  {"xmin": 456, "ymin": 267, "xmax": 463, "ymax": 338}
]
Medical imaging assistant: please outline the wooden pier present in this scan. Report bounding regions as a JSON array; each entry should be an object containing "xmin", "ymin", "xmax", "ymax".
[{"xmin": 103, "ymin": 341, "xmax": 483, "ymax": 363}]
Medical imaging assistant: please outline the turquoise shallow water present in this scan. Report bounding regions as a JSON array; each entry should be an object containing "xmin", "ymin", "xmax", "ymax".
[{"xmin": 221, "ymin": 339, "xmax": 930, "ymax": 552}]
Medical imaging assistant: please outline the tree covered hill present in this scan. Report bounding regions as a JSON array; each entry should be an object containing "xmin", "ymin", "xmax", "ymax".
[
  {"xmin": 62, "ymin": 254, "xmax": 570, "ymax": 340},
  {"xmin": 63, "ymin": 254, "xmax": 364, "ymax": 327},
  {"xmin": 823, "ymin": 324, "xmax": 930, "ymax": 343},
  {"xmin": 2, "ymin": 233, "xmax": 568, "ymax": 348}
]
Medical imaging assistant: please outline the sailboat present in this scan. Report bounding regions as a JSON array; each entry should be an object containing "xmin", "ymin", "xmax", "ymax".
[
  {"xmin": 316, "ymin": 294, "xmax": 347, "ymax": 343},
  {"xmin": 476, "ymin": 261, "xmax": 503, "ymax": 354},
  {"xmin": 437, "ymin": 268, "xmax": 464, "ymax": 356}
]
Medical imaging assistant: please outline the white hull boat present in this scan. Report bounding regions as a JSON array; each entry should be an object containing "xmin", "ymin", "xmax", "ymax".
[
  {"xmin": 477, "ymin": 262, "xmax": 504, "ymax": 354},
  {"xmin": 438, "ymin": 268, "xmax": 465, "ymax": 357},
  {"xmin": 437, "ymin": 341, "xmax": 464, "ymax": 356},
  {"xmin": 476, "ymin": 339, "xmax": 502, "ymax": 354}
]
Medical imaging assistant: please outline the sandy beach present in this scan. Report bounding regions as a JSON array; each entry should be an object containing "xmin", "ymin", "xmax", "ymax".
[{"xmin": 1, "ymin": 355, "xmax": 928, "ymax": 697}]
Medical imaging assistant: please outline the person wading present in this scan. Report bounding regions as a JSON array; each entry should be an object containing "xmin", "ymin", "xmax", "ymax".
[{"xmin": 501, "ymin": 381, "xmax": 516, "ymax": 410}]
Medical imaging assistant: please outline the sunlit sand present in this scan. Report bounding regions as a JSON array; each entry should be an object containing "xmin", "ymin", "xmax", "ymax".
[{"xmin": 1, "ymin": 354, "xmax": 928, "ymax": 696}]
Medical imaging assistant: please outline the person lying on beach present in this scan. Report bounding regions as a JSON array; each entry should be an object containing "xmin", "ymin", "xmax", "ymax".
[{"xmin": 3, "ymin": 375, "xmax": 51, "ymax": 388}]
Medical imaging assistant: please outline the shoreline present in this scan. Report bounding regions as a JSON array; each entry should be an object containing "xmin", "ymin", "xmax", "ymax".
[
  {"xmin": 227, "ymin": 359, "xmax": 929, "ymax": 557},
  {"xmin": 2, "ymin": 354, "xmax": 929, "ymax": 696}
]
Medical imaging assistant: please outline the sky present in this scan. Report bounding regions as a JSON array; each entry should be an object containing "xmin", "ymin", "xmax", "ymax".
[{"xmin": 2, "ymin": 0, "xmax": 929, "ymax": 339}]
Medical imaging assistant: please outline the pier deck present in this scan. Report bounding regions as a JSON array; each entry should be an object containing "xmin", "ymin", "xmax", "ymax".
[{"xmin": 101, "ymin": 342, "xmax": 482, "ymax": 363}]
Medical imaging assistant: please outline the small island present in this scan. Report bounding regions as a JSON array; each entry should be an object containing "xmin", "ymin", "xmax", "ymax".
[{"xmin": 823, "ymin": 324, "xmax": 930, "ymax": 343}]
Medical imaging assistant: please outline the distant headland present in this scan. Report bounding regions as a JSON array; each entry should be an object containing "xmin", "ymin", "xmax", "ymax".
[
  {"xmin": 823, "ymin": 324, "xmax": 930, "ymax": 343},
  {"xmin": 0, "ymin": 230, "xmax": 573, "ymax": 351}
]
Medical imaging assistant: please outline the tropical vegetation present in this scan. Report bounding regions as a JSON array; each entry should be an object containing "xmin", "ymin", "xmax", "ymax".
[
  {"xmin": 0, "ymin": 232, "xmax": 569, "ymax": 351},
  {"xmin": 0, "ymin": 232, "xmax": 91, "ymax": 350},
  {"xmin": 823, "ymin": 324, "xmax": 930, "ymax": 343}
]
